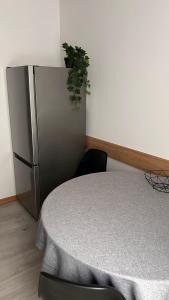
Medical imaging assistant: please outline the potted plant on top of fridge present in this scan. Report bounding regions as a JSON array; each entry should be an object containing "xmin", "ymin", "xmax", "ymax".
[{"xmin": 62, "ymin": 42, "xmax": 91, "ymax": 105}]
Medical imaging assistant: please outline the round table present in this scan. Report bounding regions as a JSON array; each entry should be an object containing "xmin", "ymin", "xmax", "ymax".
[{"xmin": 37, "ymin": 171, "xmax": 169, "ymax": 300}]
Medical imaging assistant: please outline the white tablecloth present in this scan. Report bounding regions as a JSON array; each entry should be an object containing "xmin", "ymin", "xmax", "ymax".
[{"xmin": 37, "ymin": 171, "xmax": 169, "ymax": 300}]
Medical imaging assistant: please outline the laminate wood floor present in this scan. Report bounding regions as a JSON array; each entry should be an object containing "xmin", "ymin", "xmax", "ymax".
[{"xmin": 0, "ymin": 201, "xmax": 42, "ymax": 300}]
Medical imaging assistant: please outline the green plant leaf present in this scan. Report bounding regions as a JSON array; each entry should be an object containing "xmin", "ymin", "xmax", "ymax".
[{"xmin": 63, "ymin": 42, "xmax": 91, "ymax": 104}]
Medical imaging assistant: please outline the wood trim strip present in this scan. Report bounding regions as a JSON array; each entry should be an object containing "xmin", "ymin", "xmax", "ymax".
[
  {"xmin": 86, "ymin": 136, "xmax": 169, "ymax": 172},
  {"xmin": 0, "ymin": 195, "xmax": 17, "ymax": 205}
]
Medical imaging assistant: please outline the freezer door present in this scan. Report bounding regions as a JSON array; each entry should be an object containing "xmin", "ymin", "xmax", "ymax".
[
  {"xmin": 34, "ymin": 67, "xmax": 86, "ymax": 201},
  {"xmin": 14, "ymin": 155, "xmax": 40, "ymax": 219},
  {"xmin": 7, "ymin": 66, "xmax": 38, "ymax": 164}
]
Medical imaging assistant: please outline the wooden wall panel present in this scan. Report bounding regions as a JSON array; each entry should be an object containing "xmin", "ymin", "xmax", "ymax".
[{"xmin": 86, "ymin": 136, "xmax": 169, "ymax": 172}]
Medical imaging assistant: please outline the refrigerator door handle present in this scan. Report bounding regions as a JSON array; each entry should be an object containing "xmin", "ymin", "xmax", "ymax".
[
  {"xmin": 28, "ymin": 66, "xmax": 39, "ymax": 165},
  {"xmin": 32, "ymin": 164, "xmax": 40, "ymax": 218}
]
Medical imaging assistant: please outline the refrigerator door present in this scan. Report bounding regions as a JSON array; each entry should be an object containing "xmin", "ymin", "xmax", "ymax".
[
  {"xmin": 14, "ymin": 154, "xmax": 40, "ymax": 219},
  {"xmin": 7, "ymin": 66, "xmax": 38, "ymax": 165},
  {"xmin": 34, "ymin": 67, "xmax": 86, "ymax": 202}
]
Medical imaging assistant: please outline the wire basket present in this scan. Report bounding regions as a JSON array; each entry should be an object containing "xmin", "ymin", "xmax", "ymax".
[{"xmin": 145, "ymin": 170, "xmax": 169, "ymax": 193}]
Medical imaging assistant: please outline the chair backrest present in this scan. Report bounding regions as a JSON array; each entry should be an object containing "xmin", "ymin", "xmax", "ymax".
[
  {"xmin": 75, "ymin": 148, "xmax": 107, "ymax": 177},
  {"xmin": 39, "ymin": 272, "xmax": 126, "ymax": 300}
]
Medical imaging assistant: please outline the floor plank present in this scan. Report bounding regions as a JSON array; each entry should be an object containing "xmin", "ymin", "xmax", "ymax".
[{"xmin": 0, "ymin": 202, "xmax": 42, "ymax": 300}]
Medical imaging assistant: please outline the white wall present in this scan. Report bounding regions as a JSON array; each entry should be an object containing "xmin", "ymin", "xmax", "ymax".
[
  {"xmin": 107, "ymin": 158, "xmax": 142, "ymax": 173},
  {"xmin": 0, "ymin": 0, "xmax": 60, "ymax": 199},
  {"xmin": 60, "ymin": 0, "xmax": 169, "ymax": 160}
]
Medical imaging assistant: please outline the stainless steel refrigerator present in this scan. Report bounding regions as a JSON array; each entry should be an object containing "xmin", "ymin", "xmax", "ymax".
[{"xmin": 7, "ymin": 66, "xmax": 86, "ymax": 219}]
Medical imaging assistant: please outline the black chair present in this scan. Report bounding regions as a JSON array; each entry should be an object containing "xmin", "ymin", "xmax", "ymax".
[
  {"xmin": 39, "ymin": 272, "xmax": 126, "ymax": 300},
  {"xmin": 75, "ymin": 148, "xmax": 107, "ymax": 177}
]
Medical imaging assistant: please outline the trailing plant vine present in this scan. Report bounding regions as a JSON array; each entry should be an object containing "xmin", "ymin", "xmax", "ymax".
[{"xmin": 62, "ymin": 42, "xmax": 91, "ymax": 104}]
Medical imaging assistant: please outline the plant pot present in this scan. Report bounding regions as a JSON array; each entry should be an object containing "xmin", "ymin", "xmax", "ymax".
[{"xmin": 64, "ymin": 57, "xmax": 74, "ymax": 68}]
